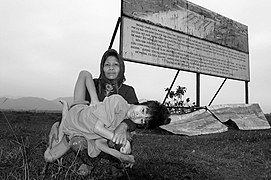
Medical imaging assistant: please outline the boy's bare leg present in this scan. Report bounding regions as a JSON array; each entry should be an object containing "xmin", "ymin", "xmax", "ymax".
[
  {"xmin": 95, "ymin": 139, "xmax": 135, "ymax": 167},
  {"xmin": 44, "ymin": 99, "xmax": 70, "ymax": 163},
  {"xmin": 73, "ymin": 70, "xmax": 99, "ymax": 104}
]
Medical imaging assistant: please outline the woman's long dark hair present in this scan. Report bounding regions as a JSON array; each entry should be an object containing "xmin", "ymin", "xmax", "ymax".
[{"xmin": 96, "ymin": 49, "xmax": 126, "ymax": 100}]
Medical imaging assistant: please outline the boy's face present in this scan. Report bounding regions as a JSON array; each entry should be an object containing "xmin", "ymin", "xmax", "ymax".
[{"xmin": 127, "ymin": 105, "xmax": 150, "ymax": 124}]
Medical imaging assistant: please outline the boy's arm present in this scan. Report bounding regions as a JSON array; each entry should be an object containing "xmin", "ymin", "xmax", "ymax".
[{"xmin": 94, "ymin": 120, "xmax": 114, "ymax": 140}]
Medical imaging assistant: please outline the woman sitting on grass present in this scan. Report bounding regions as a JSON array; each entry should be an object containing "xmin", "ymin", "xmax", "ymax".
[
  {"xmin": 48, "ymin": 49, "xmax": 139, "ymax": 176},
  {"xmin": 44, "ymin": 70, "xmax": 170, "ymax": 166}
]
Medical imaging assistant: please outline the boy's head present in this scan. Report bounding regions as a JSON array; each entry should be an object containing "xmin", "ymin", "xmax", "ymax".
[
  {"xmin": 126, "ymin": 100, "xmax": 171, "ymax": 129},
  {"xmin": 140, "ymin": 100, "xmax": 171, "ymax": 129}
]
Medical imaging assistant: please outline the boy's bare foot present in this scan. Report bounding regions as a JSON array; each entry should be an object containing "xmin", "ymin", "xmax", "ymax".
[
  {"xmin": 44, "ymin": 135, "xmax": 70, "ymax": 162},
  {"xmin": 120, "ymin": 154, "xmax": 135, "ymax": 168}
]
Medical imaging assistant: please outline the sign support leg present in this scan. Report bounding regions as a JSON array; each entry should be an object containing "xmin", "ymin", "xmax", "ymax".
[
  {"xmin": 245, "ymin": 81, "xmax": 249, "ymax": 104},
  {"xmin": 208, "ymin": 78, "xmax": 227, "ymax": 106},
  {"xmin": 108, "ymin": 17, "xmax": 121, "ymax": 50},
  {"xmin": 196, "ymin": 73, "xmax": 200, "ymax": 107},
  {"xmin": 162, "ymin": 70, "xmax": 180, "ymax": 105}
]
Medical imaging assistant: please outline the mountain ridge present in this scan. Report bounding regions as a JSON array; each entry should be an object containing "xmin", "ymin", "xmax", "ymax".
[
  {"xmin": 0, "ymin": 96, "xmax": 148, "ymax": 112},
  {"xmin": 0, "ymin": 96, "xmax": 73, "ymax": 111}
]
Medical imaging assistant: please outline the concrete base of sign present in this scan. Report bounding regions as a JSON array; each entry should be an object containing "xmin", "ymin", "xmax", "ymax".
[{"xmin": 160, "ymin": 103, "xmax": 270, "ymax": 136}]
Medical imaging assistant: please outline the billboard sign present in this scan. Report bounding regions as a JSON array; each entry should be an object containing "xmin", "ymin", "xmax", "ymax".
[{"xmin": 120, "ymin": 0, "xmax": 250, "ymax": 81}]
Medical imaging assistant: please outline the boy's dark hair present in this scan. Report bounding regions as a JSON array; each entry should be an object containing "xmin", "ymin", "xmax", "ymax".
[{"xmin": 139, "ymin": 100, "xmax": 171, "ymax": 129}]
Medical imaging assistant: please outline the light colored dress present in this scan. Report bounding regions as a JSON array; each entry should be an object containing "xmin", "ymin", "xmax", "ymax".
[{"xmin": 61, "ymin": 94, "xmax": 130, "ymax": 157}]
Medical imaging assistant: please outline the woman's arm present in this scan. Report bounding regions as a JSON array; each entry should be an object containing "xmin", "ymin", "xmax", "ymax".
[
  {"xmin": 112, "ymin": 122, "xmax": 132, "ymax": 145},
  {"xmin": 93, "ymin": 120, "xmax": 114, "ymax": 140}
]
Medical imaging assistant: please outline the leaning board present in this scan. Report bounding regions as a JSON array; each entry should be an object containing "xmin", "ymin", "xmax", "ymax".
[{"xmin": 160, "ymin": 104, "xmax": 270, "ymax": 136}]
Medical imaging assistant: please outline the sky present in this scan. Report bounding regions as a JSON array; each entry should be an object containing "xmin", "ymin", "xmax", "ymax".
[{"xmin": 1, "ymin": 0, "xmax": 271, "ymax": 113}]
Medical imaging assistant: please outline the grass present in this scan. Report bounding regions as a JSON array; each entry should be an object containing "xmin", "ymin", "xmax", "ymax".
[{"xmin": 1, "ymin": 110, "xmax": 271, "ymax": 179}]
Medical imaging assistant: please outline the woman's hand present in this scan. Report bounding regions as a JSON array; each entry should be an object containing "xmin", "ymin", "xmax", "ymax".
[
  {"xmin": 48, "ymin": 122, "xmax": 60, "ymax": 149},
  {"xmin": 88, "ymin": 103, "xmax": 98, "ymax": 108},
  {"xmin": 112, "ymin": 123, "xmax": 129, "ymax": 145}
]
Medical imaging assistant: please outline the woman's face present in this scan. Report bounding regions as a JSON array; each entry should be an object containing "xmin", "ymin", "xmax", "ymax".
[
  {"xmin": 126, "ymin": 105, "xmax": 150, "ymax": 124},
  {"xmin": 103, "ymin": 56, "xmax": 120, "ymax": 80}
]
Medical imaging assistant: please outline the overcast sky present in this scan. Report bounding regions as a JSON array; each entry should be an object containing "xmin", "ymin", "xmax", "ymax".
[{"xmin": 1, "ymin": 0, "xmax": 271, "ymax": 113}]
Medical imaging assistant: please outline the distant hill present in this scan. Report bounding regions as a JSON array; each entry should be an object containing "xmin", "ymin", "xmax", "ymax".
[
  {"xmin": 0, "ymin": 97, "xmax": 73, "ymax": 111},
  {"xmin": 0, "ymin": 97, "xmax": 150, "ymax": 112}
]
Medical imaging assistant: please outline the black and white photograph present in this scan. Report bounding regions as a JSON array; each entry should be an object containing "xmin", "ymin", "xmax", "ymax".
[{"xmin": 1, "ymin": 0, "xmax": 271, "ymax": 179}]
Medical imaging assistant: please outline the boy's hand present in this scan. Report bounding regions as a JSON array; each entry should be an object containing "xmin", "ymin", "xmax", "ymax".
[{"xmin": 48, "ymin": 122, "xmax": 60, "ymax": 149}]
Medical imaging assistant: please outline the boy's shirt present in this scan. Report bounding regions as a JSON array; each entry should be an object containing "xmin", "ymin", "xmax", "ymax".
[
  {"xmin": 62, "ymin": 95, "xmax": 130, "ymax": 141},
  {"xmin": 61, "ymin": 95, "xmax": 130, "ymax": 157},
  {"xmin": 92, "ymin": 95, "xmax": 130, "ymax": 131}
]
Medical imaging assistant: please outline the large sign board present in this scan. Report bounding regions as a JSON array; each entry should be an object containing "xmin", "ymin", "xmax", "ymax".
[{"xmin": 120, "ymin": 0, "xmax": 250, "ymax": 81}]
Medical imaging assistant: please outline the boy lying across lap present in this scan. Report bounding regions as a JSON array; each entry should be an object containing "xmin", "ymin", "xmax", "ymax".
[{"xmin": 44, "ymin": 70, "xmax": 170, "ymax": 167}]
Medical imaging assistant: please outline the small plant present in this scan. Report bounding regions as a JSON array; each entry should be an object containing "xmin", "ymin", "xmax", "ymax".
[{"xmin": 164, "ymin": 86, "xmax": 195, "ymax": 114}]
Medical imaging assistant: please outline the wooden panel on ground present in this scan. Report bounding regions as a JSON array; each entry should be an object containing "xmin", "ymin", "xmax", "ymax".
[
  {"xmin": 206, "ymin": 103, "xmax": 270, "ymax": 130},
  {"xmin": 160, "ymin": 103, "xmax": 270, "ymax": 136},
  {"xmin": 160, "ymin": 108, "xmax": 228, "ymax": 136}
]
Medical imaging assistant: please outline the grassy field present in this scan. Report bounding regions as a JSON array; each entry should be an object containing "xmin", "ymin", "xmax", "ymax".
[{"xmin": 1, "ymin": 111, "xmax": 271, "ymax": 180}]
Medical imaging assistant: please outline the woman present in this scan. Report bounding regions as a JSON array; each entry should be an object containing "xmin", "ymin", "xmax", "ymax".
[
  {"xmin": 86, "ymin": 48, "xmax": 138, "ymax": 145},
  {"xmin": 48, "ymin": 49, "xmax": 138, "ymax": 176}
]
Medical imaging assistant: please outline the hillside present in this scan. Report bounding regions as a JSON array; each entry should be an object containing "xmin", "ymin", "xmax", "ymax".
[{"xmin": 0, "ymin": 97, "xmax": 73, "ymax": 111}]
